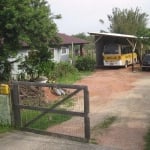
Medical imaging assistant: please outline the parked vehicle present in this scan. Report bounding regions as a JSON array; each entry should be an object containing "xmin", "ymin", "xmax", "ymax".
[
  {"xmin": 141, "ymin": 54, "xmax": 150, "ymax": 71},
  {"xmin": 103, "ymin": 44, "xmax": 137, "ymax": 68}
]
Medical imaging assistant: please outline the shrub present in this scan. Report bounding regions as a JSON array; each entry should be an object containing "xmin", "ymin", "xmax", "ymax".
[
  {"xmin": 49, "ymin": 62, "xmax": 78, "ymax": 82},
  {"xmin": 75, "ymin": 56, "xmax": 95, "ymax": 71}
]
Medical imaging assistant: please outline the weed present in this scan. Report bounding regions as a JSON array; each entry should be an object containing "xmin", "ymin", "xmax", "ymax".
[
  {"xmin": 144, "ymin": 128, "xmax": 150, "ymax": 150},
  {"xmin": 92, "ymin": 116, "xmax": 117, "ymax": 135},
  {"xmin": 90, "ymin": 138, "xmax": 98, "ymax": 144},
  {"xmin": 0, "ymin": 125, "xmax": 13, "ymax": 133}
]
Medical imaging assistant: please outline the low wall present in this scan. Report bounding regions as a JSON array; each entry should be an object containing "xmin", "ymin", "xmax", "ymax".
[{"xmin": 0, "ymin": 95, "xmax": 11, "ymax": 125}]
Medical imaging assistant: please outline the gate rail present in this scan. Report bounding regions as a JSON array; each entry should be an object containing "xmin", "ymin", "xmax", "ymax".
[{"xmin": 11, "ymin": 81, "xmax": 90, "ymax": 142}]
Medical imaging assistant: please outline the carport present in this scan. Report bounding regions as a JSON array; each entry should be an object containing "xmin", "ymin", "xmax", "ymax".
[{"xmin": 89, "ymin": 32, "xmax": 138, "ymax": 69}]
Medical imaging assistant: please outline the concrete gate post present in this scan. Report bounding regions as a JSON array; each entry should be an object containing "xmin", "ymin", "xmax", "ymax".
[{"xmin": 0, "ymin": 84, "xmax": 12, "ymax": 126}]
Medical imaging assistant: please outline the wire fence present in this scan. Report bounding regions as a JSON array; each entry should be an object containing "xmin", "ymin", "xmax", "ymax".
[{"xmin": 11, "ymin": 81, "xmax": 90, "ymax": 142}]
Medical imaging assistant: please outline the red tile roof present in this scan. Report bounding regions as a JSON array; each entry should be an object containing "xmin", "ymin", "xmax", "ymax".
[{"xmin": 58, "ymin": 33, "xmax": 88, "ymax": 45}]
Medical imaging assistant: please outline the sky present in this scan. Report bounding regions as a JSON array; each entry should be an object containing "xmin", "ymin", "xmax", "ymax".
[{"xmin": 48, "ymin": 0, "xmax": 150, "ymax": 35}]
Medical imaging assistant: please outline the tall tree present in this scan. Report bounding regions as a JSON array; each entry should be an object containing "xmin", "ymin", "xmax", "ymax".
[
  {"xmin": 108, "ymin": 7, "xmax": 149, "ymax": 35},
  {"xmin": 0, "ymin": 0, "xmax": 61, "ymax": 81}
]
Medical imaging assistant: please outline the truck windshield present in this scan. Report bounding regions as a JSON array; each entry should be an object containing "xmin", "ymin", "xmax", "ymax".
[{"xmin": 104, "ymin": 44, "xmax": 119, "ymax": 54}]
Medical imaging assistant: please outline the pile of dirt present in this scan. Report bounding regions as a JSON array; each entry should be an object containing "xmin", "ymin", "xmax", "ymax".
[{"xmin": 19, "ymin": 85, "xmax": 58, "ymax": 103}]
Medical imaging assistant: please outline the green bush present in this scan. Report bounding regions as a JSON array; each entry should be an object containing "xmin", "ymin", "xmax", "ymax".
[
  {"xmin": 75, "ymin": 56, "xmax": 95, "ymax": 71},
  {"xmin": 49, "ymin": 62, "xmax": 78, "ymax": 82}
]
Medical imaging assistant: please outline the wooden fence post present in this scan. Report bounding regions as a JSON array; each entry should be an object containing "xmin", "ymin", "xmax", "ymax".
[
  {"xmin": 11, "ymin": 83, "xmax": 21, "ymax": 128},
  {"xmin": 84, "ymin": 86, "xmax": 90, "ymax": 142}
]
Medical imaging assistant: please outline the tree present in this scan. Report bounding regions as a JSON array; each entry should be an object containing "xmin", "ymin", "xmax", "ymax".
[
  {"xmin": 107, "ymin": 7, "xmax": 149, "ymax": 35},
  {"xmin": 0, "ymin": 0, "xmax": 61, "ymax": 81},
  {"xmin": 107, "ymin": 7, "xmax": 150, "ymax": 63}
]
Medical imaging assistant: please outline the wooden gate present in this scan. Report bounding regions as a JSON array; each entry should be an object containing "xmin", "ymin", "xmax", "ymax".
[{"xmin": 11, "ymin": 81, "xmax": 90, "ymax": 142}]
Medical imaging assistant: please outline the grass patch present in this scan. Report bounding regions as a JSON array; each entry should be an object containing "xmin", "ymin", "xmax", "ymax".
[
  {"xmin": 21, "ymin": 110, "xmax": 71, "ymax": 130},
  {"xmin": 62, "ymin": 98, "xmax": 75, "ymax": 108},
  {"xmin": 57, "ymin": 72, "xmax": 80, "ymax": 84},
  {"xmin": 92, "ymin": 116, "xmax": 117, "ymax": 134},
  {"xmin": 57, "ymin": 71, "xmax": 93, "ymax": 84},
  {"xmin": 0, "ymin": 125, "xmax": 13, "ymax": 133},
  {"xmin": 144, "ymin": 128, "xmax": 150, "ymax": 150},
  {"xmin": 90, "ymin": 138, "xmax": 98, "ymax": 144},
  {"xmin": 98, "ymin": 116, "xmax": 117, "ymax": 129}
]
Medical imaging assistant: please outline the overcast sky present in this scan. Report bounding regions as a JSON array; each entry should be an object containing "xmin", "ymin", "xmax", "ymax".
[{"xmin": 48, "ymin": 0, "xmax": 150, "ymax": 35}]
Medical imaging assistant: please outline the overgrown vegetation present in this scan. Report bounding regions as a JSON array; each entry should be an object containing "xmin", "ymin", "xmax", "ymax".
[
  {"xmin": 50, "ymin": 62, "xmax": 79, "ymax": 83},
  {"xmin": 18, "ymin": 60, "xmax": 93, "ymax": 84},
  {"xmin": 0, "ymin": 125, "xmax": 13, "ymax": 133},
  {"xmin": 0, "ymin": 0, "xmax": 61, "ymax": 81},
  {"xmin": 75, "ymin": 56, "xmax": 96, "ymax": 71},
  {"xmin": 19, "ymin": 50, "xmax": 55, "ymax": 81}
]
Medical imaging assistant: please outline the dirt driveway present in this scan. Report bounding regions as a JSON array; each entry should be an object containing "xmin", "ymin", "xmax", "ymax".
[
  {"xmin": 75, "ymin": 67, "xmax": 150, "ymax": 150},
  {"xmin": 1, "ymin": 66, "xmax": 150, "ymax": 150}
]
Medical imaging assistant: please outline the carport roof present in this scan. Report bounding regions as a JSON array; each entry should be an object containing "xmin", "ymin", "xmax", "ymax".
[{"xmin": 89, "ymin": 32, "xmax": 137, "ymax": 39}]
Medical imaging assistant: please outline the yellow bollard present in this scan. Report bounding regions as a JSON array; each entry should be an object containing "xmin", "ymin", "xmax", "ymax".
[{"xmin": 0, "ymin": 84, "xmax": 9, "ymax": 95}]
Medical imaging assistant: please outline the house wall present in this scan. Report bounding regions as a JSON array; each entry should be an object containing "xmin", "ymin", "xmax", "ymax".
[
  {"xmin": 10, "ymin": 49, "xmax": 29, "ymax": 80},
  {"xmin": 53, "ymin": 47, "xmax": 69, "ymax": 63},
  {"xmin": 0, "ymin": 95, "xmax": 11, "ymax": 125},
  {"xmin": 10, "ymin": 47, "xmax": 70, "ymax": 80}
]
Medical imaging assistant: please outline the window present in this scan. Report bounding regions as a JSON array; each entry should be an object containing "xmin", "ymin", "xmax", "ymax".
[
  {"xmin": 61, "ymin": 47, "xmax": 67, "ymax": 54},
  {"xmin": 104, "ymin": 44, "xmax": 119, "ymax": 54},
  {"xmin": 121, "ymin": 46, "xmax": 132, "ymax": 54}
]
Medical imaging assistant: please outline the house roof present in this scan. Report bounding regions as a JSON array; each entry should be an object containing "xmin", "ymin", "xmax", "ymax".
[{"xmin": 58, "ymin": 33, "xmax": 88, "ymax": 45}]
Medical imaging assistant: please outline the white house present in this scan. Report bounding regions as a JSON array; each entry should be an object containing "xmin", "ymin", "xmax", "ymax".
[
  {"xmin": 10, "ymin": 33, "xmax": 88, "ymax": 79},
  {"xmin": 9, "ymin": 49, "xmax": 29, "ymax": 80},
  {"xmin": 52, "ymin": 47, "xmax": 70, "ymax": 63}
]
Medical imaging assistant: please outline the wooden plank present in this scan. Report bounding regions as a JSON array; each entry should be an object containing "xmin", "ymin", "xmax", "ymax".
[
  {"xmin": 11, "ymin": 84, "xmax": 21, "ymax": 127},
  {"xmin": 21, "ymin": 128, "xmax": 87, "ymax": 142},
  {"xmin": 18, "ymin": 104, "xmax": 84, "ymax": 117},
  {"xmin": 12, "ymin": 81, "xmax": 87, "ymax": 89},
  {"xmin": 83, "ymin": 87, "xmax": 90, "ymax": 141}
]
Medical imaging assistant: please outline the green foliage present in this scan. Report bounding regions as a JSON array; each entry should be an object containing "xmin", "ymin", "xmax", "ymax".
[
  {"xmin": 108, "ymin": 7, "xmax": 149, "ymax": 35},
  {"xmin": 75, "ymin": 56, "xmax": 96, "ymax": 71},
  {"xmin": 137, "ymin": 28, "xmax": 150, "ymax": 48},
  {"xmin": 0, "ymin": 0, "xmax": 61, "ymax": 81},
  {"xmin": 0, "ymin": 125, "xmax": 13, "ymax": 133},
  {"xmin": 144, "ymin": 128, "xmax": 150, "ymax": 150},
  {"xmin": 19, "ymin": 50, "xmax": 55, "ymax": 81},
  {"xmin": 49, "ymin": 62, "xmax": 78, "ymax": 82},
  {"xmin": 57, "ymin": 72, "xmax": 80, "ymax": 84},
  {"xmin": 21, "ymin": 110, "xmax": 71, "ymax": 130}
]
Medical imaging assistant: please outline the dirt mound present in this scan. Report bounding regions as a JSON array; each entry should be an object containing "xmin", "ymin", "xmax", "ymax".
[{"xmin": 19, "ymin": 85, "xmax": 58, "ymax": 103}]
